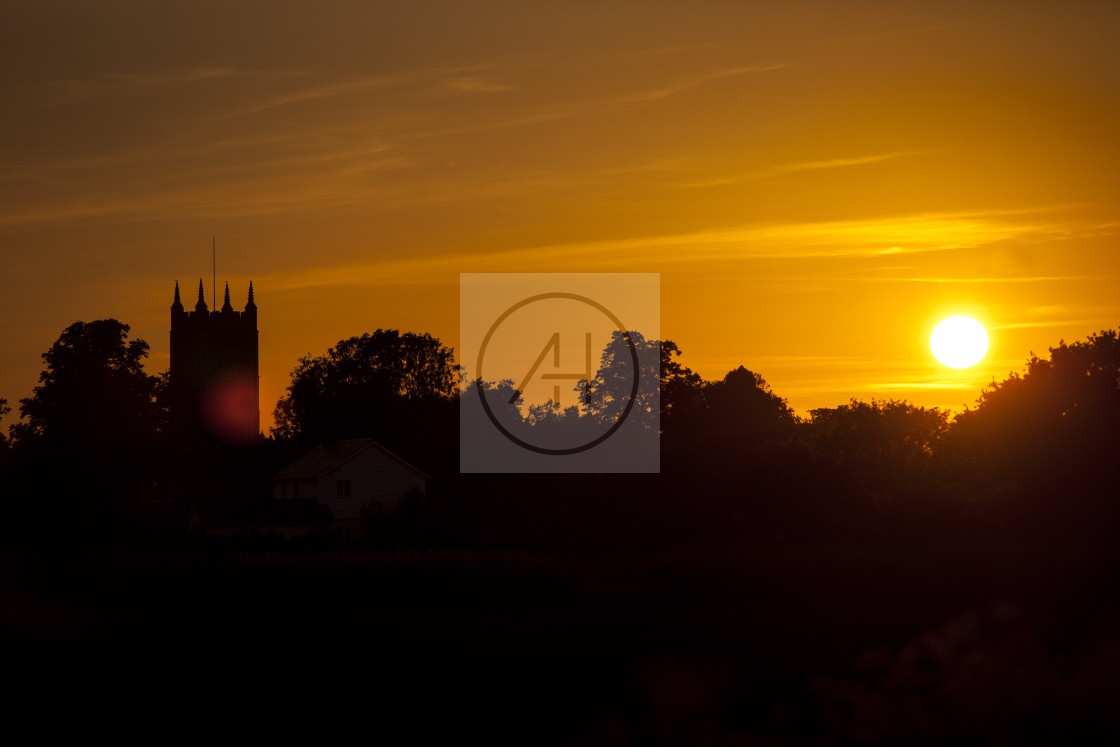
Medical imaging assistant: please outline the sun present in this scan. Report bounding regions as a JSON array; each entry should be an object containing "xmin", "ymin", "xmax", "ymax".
[{"xmin": 930, "ymin": 315, "xmax": 989, "ymax": 369}]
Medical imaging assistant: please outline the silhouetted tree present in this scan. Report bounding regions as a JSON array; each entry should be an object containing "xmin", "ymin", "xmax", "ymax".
[
  {"xmin": 659, "ymin": 340, "xmax": 704, "ymax": 436},
  {"xmin": 461, "ymin": 376, "xmax": 534, "ymax": 433},
  {"xmin": 949, "ymin": 329, "xmax": 1120, "ymax": 535},
  {"xmin": 580, "ymin": 330, "xmax": 661, "ymax": 434},
  {"xmin": 525, "ymin": 400, "xmax": 583, "ymax": 428},
  {"xmin": 701, "ymin": 366, "xmax": 796, "ymax": 442},
  {"xmin": 0, "ymin": 397, "xmax": 9, "ymax": 448},
  {"xmin": 955, "ymin": 329, "xmax": 1120, "ymax": 449},
  {"xmin": 11, "ymin": 320, "xmax": 160, "ymax": 509},
  {"xmin": 272, "ymin": 329, "xmax": 460, "ymax": 469},
  {"xmin": 0, "ymin": 397, "xmax": 11, "ymax": 481},
  {"xmin": 13, "ymin": 320, "xmax": 160, "ymax": 447},
  {"xmin": 152, "ymin": 369, "xmax": 173, "ymax": 435},
  {"xmin": 462, "ymin": 378, "xmax": 523, "ymax": 418},
  {"xmin": 809, "ymin": 399, "xmax": 950, "ymax": 502}
]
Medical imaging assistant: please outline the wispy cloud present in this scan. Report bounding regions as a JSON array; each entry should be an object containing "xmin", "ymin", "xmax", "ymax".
[
  {"xmin": 400, "ymin": 108, "xmax": 574, "ymax": 140},
  {"xmin": 0, "ymin": 155, "xmax": 131, "ymax": 175},
  {"xmin": 0, "ymin": 152, "xmax": 418, "ymax": 227},
  {"xmin": 680, "ymin": 151, "xmax": 923, "ymax": 188},
  {"xmin": 654, "ymin": 209, "xmax": 1067, "ymax": 259},
  {"xmin": 48, "ymin": 67, "xmax": 250, "ymax": 101},
  {"xmin": 216, "ymin": 71, "xmax": 421, "ymax": 120},
  {"xmin": 896, "ymin": 275, "xmax": 1104, "ymax": 284},
  {"xmin": 620, "ymin": 63, "xmax": 792, "ymax": 103},
  {"xmin": 208, "ymin": 64, "xmax": 514, "ymax": 122},
  {"xmin": 444, "ymin": 76, "xmax": 515, "ymax": 93},
  {"xmin": 262, "ymin": 208, "xmax": 1089, "ymax": 292},
  {"xmin": 42, "ymin": 67, "xmax": 323, "ymax": 110},
  {"xmin": 870, "ymin": 379, "xmax": 992, "ymax": 391},
  {"xmin": 990, "ymin": 319, "xmax": 1105, "ymax": 330},
  {"xmin": 763, "ymin": 372, "xmax": 998, "ymax": 414}
]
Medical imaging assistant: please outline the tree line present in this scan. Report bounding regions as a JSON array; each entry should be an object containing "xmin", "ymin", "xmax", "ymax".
[{"xmin": 1, "ymin": 319, "xmax": 1117, "ymax": 547}]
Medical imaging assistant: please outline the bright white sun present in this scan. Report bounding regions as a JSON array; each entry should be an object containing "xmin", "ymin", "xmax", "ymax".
[{"xmin": 930, "ymin": 315, "xmax": 989, "ymax": 369}]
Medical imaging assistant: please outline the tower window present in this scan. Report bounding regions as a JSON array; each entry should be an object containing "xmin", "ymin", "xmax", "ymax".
[{"xmin": 337, "ymin": 479, "xmax": 351, "ymax": 497}]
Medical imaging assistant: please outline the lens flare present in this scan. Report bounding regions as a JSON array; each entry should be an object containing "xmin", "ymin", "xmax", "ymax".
[{"xmin": 202, "ymin": 375, "xmax": 260, "ymax": 444}]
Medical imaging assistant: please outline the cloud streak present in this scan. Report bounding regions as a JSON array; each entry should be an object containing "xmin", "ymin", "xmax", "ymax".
[
  {"xmin": 895, "ymin": 275, "xmax": 1105, "ymax": 283},
  {"xmin": 620, "ymin": 63, "xmax": 793, "ymax": 103},
  {"xmin": 680, "ymin": 151, "xmax": 924, "ymax": 188},
  {"xmin": 444, "ymin": 76, "xmax": 515, "ymax": 93},
  {"xmin": 262, "ymin": 208, "xmax": 1091, "ymax": 292},
  {"xmin": 46, "ymin": 67, "xmax": 262, "ymax": 104},
  {"xmin": 990, "ymin": 319, "xmax": 1105, "ymax": 330}
]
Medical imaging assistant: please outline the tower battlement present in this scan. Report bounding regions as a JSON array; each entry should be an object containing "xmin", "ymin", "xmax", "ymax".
[{"xmin": 170, "ymin": 279, "xmax": 260, "ymax": 442}]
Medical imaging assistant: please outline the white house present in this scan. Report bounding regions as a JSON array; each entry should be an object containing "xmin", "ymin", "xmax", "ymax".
[{"xmin": 270, "ymin": 439, "xmax": 430, "ymax": 523}]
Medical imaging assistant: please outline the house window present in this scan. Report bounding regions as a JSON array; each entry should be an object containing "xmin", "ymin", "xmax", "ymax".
[{"xmin": 337, "ymin": 479, "xmax": 351, "ymax": 497}]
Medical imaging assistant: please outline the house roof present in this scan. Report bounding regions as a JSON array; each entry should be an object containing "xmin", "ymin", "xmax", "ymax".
[{"xmin": 270, "ymin": 438, "xmax": 431, "ymax": 482}]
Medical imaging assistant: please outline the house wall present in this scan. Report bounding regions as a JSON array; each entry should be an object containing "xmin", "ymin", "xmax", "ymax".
[
  {"xmin": 309, "ymin": 447, "xmax": 426, "ymax": 519},
  {"xmin": 273, "ymin": 479, "xmax": 314, "ymax": 500}
]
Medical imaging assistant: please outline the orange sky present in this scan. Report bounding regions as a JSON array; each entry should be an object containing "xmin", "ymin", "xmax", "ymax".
[{"xmin": 2, "ymin": 1, "xmax": 1119, "ymax": 433}]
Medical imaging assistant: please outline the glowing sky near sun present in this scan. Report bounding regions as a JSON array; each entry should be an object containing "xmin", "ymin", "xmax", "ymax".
[{"xmin": 2, "ymin": 1, "xmax": 1119, "ymax": 432}]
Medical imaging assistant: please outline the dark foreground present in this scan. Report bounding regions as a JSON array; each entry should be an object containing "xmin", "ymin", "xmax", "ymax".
[{"xmin": 4, "ymin": 539, "xmax": 1119, "ymax": 744}]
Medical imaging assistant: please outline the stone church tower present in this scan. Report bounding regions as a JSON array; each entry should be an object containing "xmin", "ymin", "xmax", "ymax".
[{"xmin": 170, "ymin": 279, "xmax": 259, "ymax": 442}]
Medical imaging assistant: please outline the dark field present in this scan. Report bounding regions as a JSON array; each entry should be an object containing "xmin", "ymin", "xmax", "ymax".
[{"xmin": 5, "ymin": 540, "xmax": 1118, "ymax": 744}]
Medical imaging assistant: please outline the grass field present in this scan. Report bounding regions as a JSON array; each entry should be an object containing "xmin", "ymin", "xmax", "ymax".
[{"xmin": 5, "ymin": 539, "xmax": 1117, "ymax": 743}]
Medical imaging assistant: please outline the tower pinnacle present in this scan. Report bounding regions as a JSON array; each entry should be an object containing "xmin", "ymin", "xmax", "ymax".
[
  {"xmin": 195, "ymin": 279, "xmax": 208, "ymax": 312},
  {"xmin": 171, "ymin": 276, "xmax": 260, "ymax": 442},
  {"xmin": 172, "ymin": 281, "xmax": 183, "ymax": 312},
  {"xmin": 245, "ymin": 280, "xmax": 256, "ymax": 310}
]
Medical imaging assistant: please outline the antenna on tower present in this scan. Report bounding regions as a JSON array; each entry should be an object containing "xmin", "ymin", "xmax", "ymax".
[{"xmin": 212, "ymin": 236, "xmax": 216, "ymax": 310}]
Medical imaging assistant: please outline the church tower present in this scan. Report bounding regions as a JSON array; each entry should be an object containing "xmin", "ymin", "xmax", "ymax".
[{"xmin": 170, "ymin": 279, "xmax": 259, "ymax": 442}]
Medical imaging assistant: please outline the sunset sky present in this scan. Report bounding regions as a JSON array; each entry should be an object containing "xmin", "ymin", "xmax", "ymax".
[{"xmin": 3, "ymin": 1, "xmax": 1118, "ymax": 432}]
